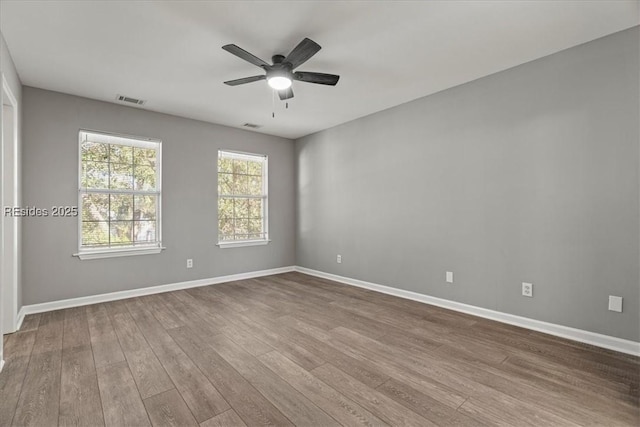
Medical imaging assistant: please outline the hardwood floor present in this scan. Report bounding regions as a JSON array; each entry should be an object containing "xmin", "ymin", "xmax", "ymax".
[{"xmin": 1, "ymin": 272, "xmax": 638, "ymax": 426}]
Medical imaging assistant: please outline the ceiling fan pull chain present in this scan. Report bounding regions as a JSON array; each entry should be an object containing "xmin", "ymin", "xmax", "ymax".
[
  {"xmin": 272, "ymin": 89, "xmax": 275, "ymax": 118},
  {"xmin": 286, "ymin": 102, "xmax": 289, "ymax": 109}
]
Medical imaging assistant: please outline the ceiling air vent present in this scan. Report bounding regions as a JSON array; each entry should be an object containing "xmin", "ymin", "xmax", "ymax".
[
  {"xmin": 242, "ymin": 123, "xmax": 261, "ymax": 129},
  {"xmin": 116, "ymin": 95, "xmax": 146, "ymax": 105}
]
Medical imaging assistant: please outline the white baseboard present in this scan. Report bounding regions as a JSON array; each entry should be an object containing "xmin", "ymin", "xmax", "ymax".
[
  {"xmin": 18, "ymin": 266, "xmax": 295, "ymax": 318},
  {"xmin": 295, "ymin": 266, "xmax": 640, "ymax": 357}
]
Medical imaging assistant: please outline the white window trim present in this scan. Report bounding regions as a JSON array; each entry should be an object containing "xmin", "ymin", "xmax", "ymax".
[
  {"xmin": 76, "ymin": 129, "xmax": 163, "ymax": 259},
  {"xmin": 217, "ymin": 149, "xmax": 269, "ymax": 247},
  {"xmin": 73, "ymin": 246, "xmax": 166, "ymax": 260},
  {"xmin": 217, "ymin": 239, "xmax": 271, "ymax": 249}
]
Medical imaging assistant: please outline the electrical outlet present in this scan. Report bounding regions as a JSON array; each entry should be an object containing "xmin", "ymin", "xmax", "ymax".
[
  {"xmin": 446, "ymin": 271, "xmax": 453, "ymax": 284},
  {"xmin": 337, "ymin": 254, "xmax": 342, "ymax": 264},
  {"xmin": 608, "ymin": 296, "xmax": 623, "ymax": 312},
  {"xmin": 187, "ymin": 259, "xmax": 193, "ymax": 269},
  {"xmin": 522, "ymin": 282, "xmax": 533, "ymax": 297}
]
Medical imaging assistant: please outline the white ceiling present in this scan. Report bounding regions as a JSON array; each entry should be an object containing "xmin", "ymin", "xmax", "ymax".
[{"xmin": 1, "ymin": 1, "xmax": 638, "ymax": 139}]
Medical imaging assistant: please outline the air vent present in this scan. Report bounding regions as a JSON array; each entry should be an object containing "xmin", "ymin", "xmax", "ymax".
[
  {"xmin": 116, "ymin": 95, "xmax": 146, "ymax": 105},
  {"xmin": 242, "ymin": 123, "xmax": 261, "ymax": 129}
]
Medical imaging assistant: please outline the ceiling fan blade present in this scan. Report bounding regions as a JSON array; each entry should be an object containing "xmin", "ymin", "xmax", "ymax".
[
  {"xmin": 224, "ymin": 75, "xmax": 266, "ymax": 86},
  {"xmin": 283, "ymin": 38, "xmax": 321, "ymax": 69},
  {"xmin": 278, "ymin": 87, "xmax": 294, "ymax": 100},
  {"xmin": 222, "ymin": 44, "xmax": 270, "ymax": 68},
  {"xmin": 294, "ymin": 72, "xmax": 340, "ymax": 86}
]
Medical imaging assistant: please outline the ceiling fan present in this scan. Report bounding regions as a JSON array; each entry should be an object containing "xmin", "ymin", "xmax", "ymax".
[{"xmin": 222, "ymin": 38, "xmax": 340, "ymax": 100}]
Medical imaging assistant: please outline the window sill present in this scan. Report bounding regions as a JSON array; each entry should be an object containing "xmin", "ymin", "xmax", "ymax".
[
  {"xmin": 73, "ymin": 246, "xmax": 165, "ymax": 260},
  {"xmin": 217, "ymin": 240, "xmax": 270, "ymax": 249}
]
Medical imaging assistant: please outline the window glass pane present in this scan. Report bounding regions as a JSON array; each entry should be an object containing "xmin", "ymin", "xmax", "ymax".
[
  {"xmin": 234, "ymin": 198, "xmax": 249, "ymax": 218},
  {"xmin": 134, "ymin": 195, "xmax": 156, "ymax": 220},
  {"xmin": 110, "ymin": 194, "xmax": 134, "ymax": 220},
  {"xmin": 110, "ymin": 144, "xmax": 133, "ymax": 165},
  {"xmin": 233, "ymin": 159, "xmax": 248, "ymax": 175},
  {"xmin": 218, "ymin": 218, "xmax": 234, "ymax": 238},
  {"xmin": 248, "ymin": 218, "xmax": 263, "ymax": 234},
  {"xmin": 111, "ymin": 221, "xmax": 133, "ymax": 245},
  {"xmin": 82, "ymin": 193, "xmax": 109, "ymax": 222},
  {"xmin": 110, "ymin": 163, "xmax": 134, "ymax": 189},
  {"xmin": 218, "ymin": 157, "xmax": 233, "ymax": 173},
  {"xmin": 248, "ymin": 175, "xmax": 262, "ymax": 196},
  {"xmin": 234, "ymin": 218, "xmax": 249, "ymax": 235},
  {"xmin": 247, "ymin": 161, "xmax": 262, "ymax": 176},
  {"xmin": 82, "ymin": 221, "xmax": 109, "ymax": 246},
  {"xmin": 134, "ymin": 221, "xmax": 156, "ymax": 243},
  {"xmin": 218, "ymin": 173, "xmax": 233, "ymax": 195},
  {"xmin": 134, "ymin": 165, "xmax": 156, "ymax": 191},
  {"xmin": 134, "ymin": 147, "xmax": 156, "ymax": 167},
  {"xmin": 248, "ymin": 198, "xmax": 262, "ymax": 218},
  {"xmin": 218, "ymin": 197, "xmax": 234, "ymax": 220},
  {"xmin": 82, "ymin": 161, "xmax": 109, "ymax": 189},
  {"xmin": 82, "ymin": 142, "xmax": 109, "ymax": 162},
  {"xmin": 234, "ymin": 174, "xmax": 249, "ymax": 195}
]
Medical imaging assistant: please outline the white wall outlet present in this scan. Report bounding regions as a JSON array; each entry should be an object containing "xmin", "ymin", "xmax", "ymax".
[
  {"xmin": 336, "ymin": 254, "xmax": 342, "ymax": 264},
  {"xmin": 522, "ymin": 282, "xmax": 533, "ymax": 297},
  {"xmin": 446, "ymin": 271, "xmax": 454, "ymax": 284},
  {"xmin": 608, "ymin": 295, "xmax": 623, "ymax": 312},
  {"xmin": 186, "ymin": 259, "xmax": 193, "ymax": 269}
]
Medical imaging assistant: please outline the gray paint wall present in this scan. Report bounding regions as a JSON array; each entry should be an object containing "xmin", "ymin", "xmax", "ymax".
[
  {"xmin": 296, "ymin": 27, "xmax": 639, "ymax": 341},
  {"xmin": 22, "ymin": 87, "xmax": 295, "ymax": 305}
]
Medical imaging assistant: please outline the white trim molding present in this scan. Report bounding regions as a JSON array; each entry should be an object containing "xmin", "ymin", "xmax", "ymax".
[
  {"xmin": 18, "ymin": 266, "xmax": 295, "ymax": 317},
  {"xmin": 295, "ymin": 266, "xmax": 640, "ymax": 357},
  {"xmin": 0, "ymin": 359, "xmax": 4, "ymax": 373}
]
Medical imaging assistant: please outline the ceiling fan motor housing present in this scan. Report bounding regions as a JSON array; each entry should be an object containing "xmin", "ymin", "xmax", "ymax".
[{"xmin": 266, "ymin": 57, "xmax": 293, "ymax": 80}]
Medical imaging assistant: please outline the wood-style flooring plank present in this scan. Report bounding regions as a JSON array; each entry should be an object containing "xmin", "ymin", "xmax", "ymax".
[
  {"xmin": 0, "ymin": 355, "xmax": 31, "ymax": 425},
  {"xmin": 86, "ymin": 303, "xmax": 126, "ymax": 368},
  {"xmin": 311, "ymin": 363, "xmax": 436, "ymax": 426},
  {"xmin": 231, "ymin": 312, "xmax": 325, "ymax": 371},
  {"xmin": 96, "ymin": 361, "xmax": 151, "ymax": 427},
  {"xmin": 59, "ymin": 345, "xmax": 104, "ymax": 426},
  {"xmin": 199, "ymin": 409, "xmax": 247, "ymax": 427},
  {"xmin": 11, "ymin": 350, "xmax": 62, "ymax": 427},
  {"xmin": 105, "ymin": 302, "xmax": 174, "ymax": 399},
  {"xmin": 19, "ymin": 314, "xmax": 41, "ymax": 332},
  {"xmin": 258, "ymin": 350, "xmax": 387, "ymax": 426},
  {"xmin": 207, "ymin": 333, "xmax": 338, "ymax": 426},
  {"xmin": 30, "ymin": 310, "xmax": 64, "ymax": 354},
  {"xmin": 124, "ymin": 300, "xmax": 230, "ymax": 422},
  {"xmin": 168, "ymin": 326, "xmax": 294, "ymax": 427},
  {"xmin": 143, "ymin": 388, "xmax": 198, "ymax": 427},
  {"xmin": 62, "ymin": 307, "xmax": 91, "ymax": 350}
]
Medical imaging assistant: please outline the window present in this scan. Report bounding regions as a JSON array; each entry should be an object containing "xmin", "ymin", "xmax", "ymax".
[
  {"xmin": 217, "ymin": 150, "xmax": 268, "ymax": 247},
  {"xmin": 77, "ymin": 130, "xmax": 162, "ymax": 259}
]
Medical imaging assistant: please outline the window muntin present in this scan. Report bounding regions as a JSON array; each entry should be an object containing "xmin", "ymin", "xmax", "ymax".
[
  {"xmin": 79, "ymin": 130, "xmax": 161, "ymax": 253},
  {"xmin": 217, "ymin": 150, "xmax": 268, "ymax": 244}
]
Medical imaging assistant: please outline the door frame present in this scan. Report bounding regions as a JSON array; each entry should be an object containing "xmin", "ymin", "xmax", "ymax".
[{"xmin": 2, "ymin": 73, "xmax": 19, "ymax": 336}]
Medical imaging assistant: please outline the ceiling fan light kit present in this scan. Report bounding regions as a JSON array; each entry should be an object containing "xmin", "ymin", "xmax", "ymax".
[{"xmin": 222, "ymin": 37, "xmax": 340, "ymax": 102}]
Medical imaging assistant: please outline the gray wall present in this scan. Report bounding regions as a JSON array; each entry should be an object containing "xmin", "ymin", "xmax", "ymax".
[
  {"xmin": 22, "ymin": 87, "xmax": 295, "ymax": 305},
  {"xmin": 296, "ymin": 27, "xmax": 639, "ymax": 341}
]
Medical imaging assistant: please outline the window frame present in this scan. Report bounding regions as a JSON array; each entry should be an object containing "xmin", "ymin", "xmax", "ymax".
[
  {"xmin": 217, "ymin": 149, "xmax": 269, "ymax": 249},
  {"xmin": 75, "ymin": 129, "xmax": 164, "ymax": 260}
]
